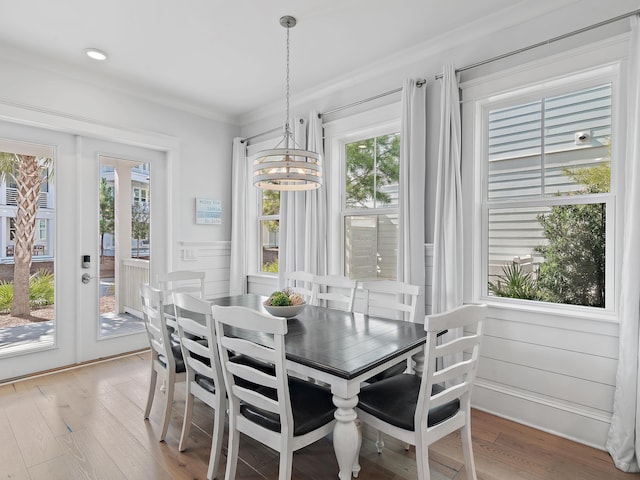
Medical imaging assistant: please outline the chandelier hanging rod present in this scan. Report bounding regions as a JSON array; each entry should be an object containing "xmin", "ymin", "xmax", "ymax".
[{"xmin": 251, "ymin": 15, "xmax": 323, "ymax": 191}]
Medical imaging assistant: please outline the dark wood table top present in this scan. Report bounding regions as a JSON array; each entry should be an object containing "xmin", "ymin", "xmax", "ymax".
[{"xmin": 210, "ymin": 294, "xmax": 427, "ymax": 381}]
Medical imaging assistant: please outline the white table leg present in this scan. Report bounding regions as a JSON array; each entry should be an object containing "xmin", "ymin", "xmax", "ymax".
[
  {"xmin": 332, "ymin": 394, "xmax": 361, "ymax": 479},
  {"xmin": 412, "ymin": 349, "xmax": 425, "ymax": 378}
]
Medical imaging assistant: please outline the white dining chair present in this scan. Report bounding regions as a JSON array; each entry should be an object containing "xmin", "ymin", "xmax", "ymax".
[
  {"xmin": 356, "ymin": 304, "xmax": 486, "ymax": 480},
  {"xmin": 174, "ymin": 293, "xmax": 225, "ymax": 480},
  {"xmin": 140, "ymin": 283, "xmax": 186, "ymax": 442},
  {"xmin": 283, "ymin": 270, "xmax": 314, "ymax": 304},
  {"xmin": 360, "ymin": 280, "xmax": 421, "ymax": 382},
  {"xmin": 213, "ymin": 305, "xmax": 336, "ymax": 480},
  {"xmin": 311, "ymin": 274, "xmax": 357, "ymax": 311},
  {"xmin": 156, "ymin": 270, "xmax": 206, "ymax": 333},
  {"xmin": 361, "ymin": 279, "xmax": 420, "ymax": 323}
]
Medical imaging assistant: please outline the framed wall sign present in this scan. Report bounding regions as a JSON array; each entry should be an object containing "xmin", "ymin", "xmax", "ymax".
[{"xmin": 195, "ymin": 198, "xmax": 222, "ymax": 225}]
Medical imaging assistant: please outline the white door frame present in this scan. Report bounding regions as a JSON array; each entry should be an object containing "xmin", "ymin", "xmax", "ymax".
[
  {"xmin": 77, "ymin": 137, "xmax": 166, "ymax": 361},
  {"xmin": 0, "ymin": 102, "xmax": 180, "ymax": 380}
]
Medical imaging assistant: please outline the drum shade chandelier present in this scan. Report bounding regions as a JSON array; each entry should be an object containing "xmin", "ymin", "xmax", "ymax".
[{"xmin": 252, "ymin": 16, "xmax": 323, "ymax": 191}]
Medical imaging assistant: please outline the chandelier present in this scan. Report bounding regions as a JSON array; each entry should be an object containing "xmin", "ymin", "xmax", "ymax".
[{"xmin": 252, "ymin": 16, "xmax": 323, "ymax": 191}]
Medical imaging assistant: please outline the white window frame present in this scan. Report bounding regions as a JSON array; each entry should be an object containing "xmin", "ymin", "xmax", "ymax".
[
  {"xmin": 133, "ymin": 187, "xmax": 148, "ymax": 203},
  {"xmin": 37, "ymin": 219, "xmax": 47, "ymax": 241},
  {"xmin": 461, "ymin": 38, "xmax": 627, "ymax": 320},
  {"xmin": 324, "ymin": 104, "xmax": 400, "ymax": 277}
]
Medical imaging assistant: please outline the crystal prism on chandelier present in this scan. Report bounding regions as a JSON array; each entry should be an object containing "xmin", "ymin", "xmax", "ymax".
[{"xmin": 252, "ymin": 15, "xmax": 323, "ymax": 191}]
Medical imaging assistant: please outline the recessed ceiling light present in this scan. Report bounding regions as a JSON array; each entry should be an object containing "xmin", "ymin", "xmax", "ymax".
[{"xmin": 85, "ymin": 48, "xmax": 107, "ymax": 61}]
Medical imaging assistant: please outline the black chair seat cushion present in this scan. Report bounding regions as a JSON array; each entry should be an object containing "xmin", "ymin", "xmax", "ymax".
[
  {"xmin": 366, "ymin": 361, "xmax": 407, "ymax": 383},
  {"xmin": 229, "ymin": 354, "xmax": 278, "ymax": 391},
  {"xmin": 230, "ymin": 354, "xmax": 276, "ymax": 375},
  {"xmin": 171, "ymin": 328, "xmax": 200, "ymax": 346},
  {"xmin": 193, "ymin": 354, "xmax": 278, "ymax": 396},
  {"xmin": 158, "ymin": 343, "xmax": 186, "ymax": 373},
  {"xmin": 186, "ymin": 338, "xmax": 210, "ymax": 365},
  {"xmin": 240, "ymin": 377, "xmax": 335, "ymax": 436},
  {"xmin": 358, "ymin": 374, "xmax": 459, "ymax": 430},
  {"xmin": 195, "ymin": 373, "xmax": 216, "ymax": 393}
]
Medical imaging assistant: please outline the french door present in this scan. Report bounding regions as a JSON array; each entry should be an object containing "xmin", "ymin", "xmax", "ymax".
[{"xmin": 0, "ymin": 120, "xmax": 168, "ymax": 381}]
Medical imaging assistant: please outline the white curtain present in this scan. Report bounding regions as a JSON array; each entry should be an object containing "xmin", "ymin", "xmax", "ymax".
[
  {"xmin": 229, "ymin": 137, "xmax": 247, "ymax": 295},
  {"xmin": 432, "ymin": 65, "xmax": 463, "ymax": 315},
  {"xmin": 399, "ymin": 79, "xmax": 427, "ymax": 322},
  {"xmin": 607, "ymin": 15, "xmax": 640, "ymax": 473},
  {"xmin": 304, "ymin": 111, "xmax": 328, "ymax": 275},
  {"xmin": 278, "ymin": 112, "xmax": 327, "ymax": 287}
]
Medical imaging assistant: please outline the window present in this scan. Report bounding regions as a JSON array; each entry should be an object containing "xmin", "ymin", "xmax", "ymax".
[
  {"xmin": 133, "ymin": 187, "xmax": 148, "ymax": 203},
  {"xmin": 8, "ymin": 217, "xmax": 16, "ymax": 241},
  {"xmin": 37, "ymin": 219, "xmax": 47, "ymax": 241},
  {"xmin": 483, "ymin": 82, "xmax": 613, "ymax": 308},
  {"xmin": 259, "ymin": 190, "xmax": 279, "ymax": 273},
  {"xmin": 343, "ymin": 132, "xmax": 400, "ymax": 280}
]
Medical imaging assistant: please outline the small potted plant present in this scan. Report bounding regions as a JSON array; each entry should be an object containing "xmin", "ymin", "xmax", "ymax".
[{"xmin": 263, "ymin": 288, "xmax": 306, "ymax": 317}]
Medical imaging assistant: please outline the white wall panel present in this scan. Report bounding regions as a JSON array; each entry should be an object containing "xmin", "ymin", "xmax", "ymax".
[
  {"xmin": 481, "ymin": 335, "xmax": 617, "ymax": 385},
  {"xmin": 473, "ymin": 382, "xmax": 611, "ymax": 450},
  {"xmin": 477, "ymin": 357, "xmax": 615, "ymax": 412},
  {"xmin": 483, "ymin": 316, "xmax": 619, "ymax": 358},
  {"xmin": 175, "ymin": 241, "xmax": 231, "ymax": 298}
]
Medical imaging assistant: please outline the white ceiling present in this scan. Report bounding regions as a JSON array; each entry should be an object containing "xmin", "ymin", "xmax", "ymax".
[{"xmin": 0, "ymin": 0, "xmax": 606, "ymax": 123}]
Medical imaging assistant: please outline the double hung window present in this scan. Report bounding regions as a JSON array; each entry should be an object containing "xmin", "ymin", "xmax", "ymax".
[
  {"xmin": 342, "ymin": 131, "xmax": 400, "ymax": 280},
  {"xmin": 482, "ymin": 81, "xmax": 614, "ymax": 309},
  {"xmin": 258, "ymin": 190, "xmax": 280, "ymax": 273}
]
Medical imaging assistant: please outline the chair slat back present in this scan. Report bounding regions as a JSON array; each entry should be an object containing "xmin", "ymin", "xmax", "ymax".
[
  {"xmin": 361, "ymin": 280, "xmax": 420, "ymax": 322},
  {"xmin": 416, "ymin": 304, "xmax": 486, "ymax": 430},
  {"xmin": 284, "ymin": 271, "xmax": 314, "ymax": 303},
  {"xmin": 157, "ymin": 270, "xmax": 206, "ymax": 303},
  {"xmin": 140, "ymin": 283, "xmax": 174, "ymax": 369},
  {"xmin": 311, "ymin": 275, "xmax": 357, "ymax": 311},
  {"xmin": 213, "ymin": 305, "xmax": 293, "ymax": 438},
  {"xmin": 173, "ymin": 293, "xmax": 224, "ymax": 397}
]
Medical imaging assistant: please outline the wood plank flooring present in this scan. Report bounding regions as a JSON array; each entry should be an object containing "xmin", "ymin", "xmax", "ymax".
[{"xmin": 0, "ymin": 351, "xmax": 637, "ymax": 480}]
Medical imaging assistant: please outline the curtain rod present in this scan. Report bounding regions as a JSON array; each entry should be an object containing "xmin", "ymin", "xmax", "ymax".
[
  {"xmin": 435, "ymin": 8, "xmax": 640, "ymax": 80},
  {"xmin": 244, "ymin": 79, "xmax": 425, "ymax": 144},
  {"xmin": 319, "ymin": 78, "xmax": 425, "ymax": 118}
]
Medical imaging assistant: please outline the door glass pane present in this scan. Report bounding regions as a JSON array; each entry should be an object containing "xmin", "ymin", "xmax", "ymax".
[
  {"xmin": 98, "ymin": 160, "xmax": 148, "ymax": 337},
  {"xmin": 0, "ymin": 148, "xmax": 55, "ymax": 355}
]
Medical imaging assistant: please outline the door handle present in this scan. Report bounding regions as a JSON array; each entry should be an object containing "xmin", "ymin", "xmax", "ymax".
[{"xmin": 81, "ymin": 273, "xmax": 93, "ymax": 284}]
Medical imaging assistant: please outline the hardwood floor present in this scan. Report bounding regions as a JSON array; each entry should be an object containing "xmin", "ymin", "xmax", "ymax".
[{"xmin": 0, "ymin": 351, "xmax": 637, "ymax": 480}]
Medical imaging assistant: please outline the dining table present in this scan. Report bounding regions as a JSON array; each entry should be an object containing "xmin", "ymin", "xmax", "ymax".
[{"xmin": 209, "ymin": 293, "xmax": 427, "ymax": 480}]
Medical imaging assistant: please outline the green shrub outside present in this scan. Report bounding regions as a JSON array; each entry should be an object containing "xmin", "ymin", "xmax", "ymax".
[
  {"xmin": 0, "ymin": 269, "xmax": 55, "ymax": 313},
  {"xmin": 262, "ymin": 259, "xmax": 278, "ymax": 273}
]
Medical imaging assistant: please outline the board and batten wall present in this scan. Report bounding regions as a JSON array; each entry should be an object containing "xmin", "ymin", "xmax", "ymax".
[
  {"xmin": 474, "ymin": 306, "xmax": 618, "ymax": 449},
  {"xmin": 176, "ymin": 241, "xmax": 231, "ymax": 298}
]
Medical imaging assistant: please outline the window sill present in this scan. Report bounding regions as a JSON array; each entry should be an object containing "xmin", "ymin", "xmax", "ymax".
[{"xmin": 479, "ymin": 295, "xmax": 618, "ymax": 325}]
